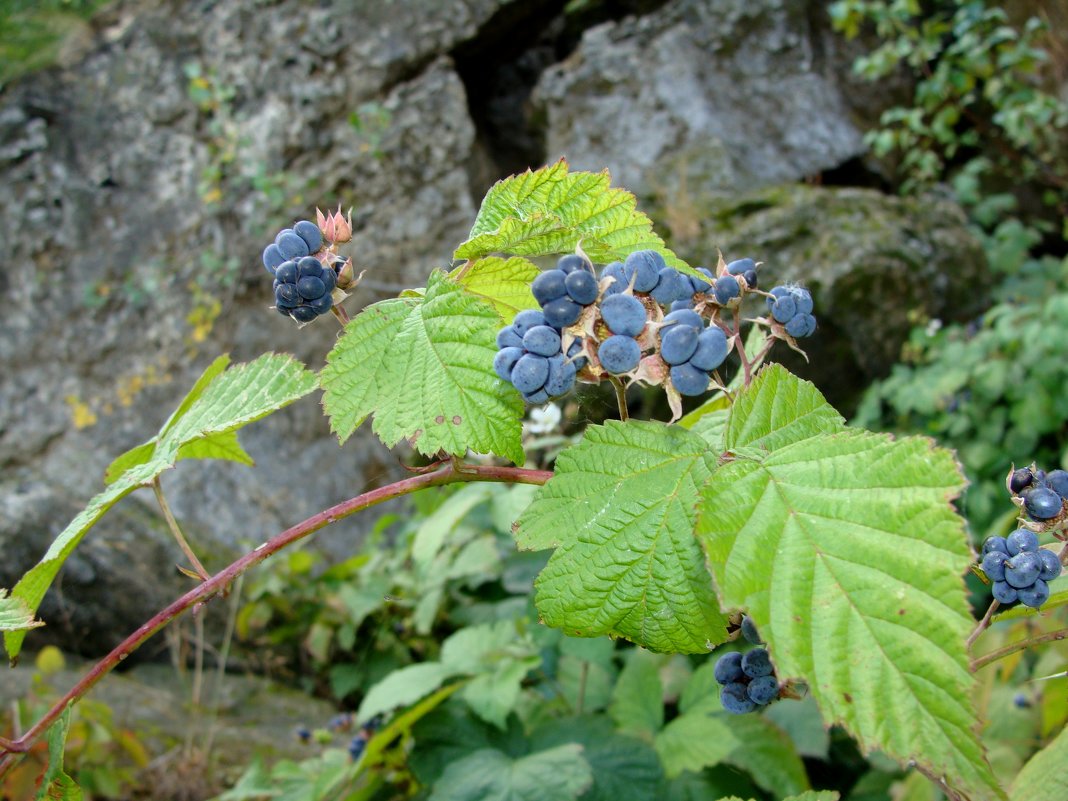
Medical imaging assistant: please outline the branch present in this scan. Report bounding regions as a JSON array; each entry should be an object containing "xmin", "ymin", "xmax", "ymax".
[
  {"xmin": 971, "ymin": 626, "xmax": 1068, "ymax": 673},
  {"xmin": 0, "ymin": 461, "xmax": 551, "ymax": 775}
]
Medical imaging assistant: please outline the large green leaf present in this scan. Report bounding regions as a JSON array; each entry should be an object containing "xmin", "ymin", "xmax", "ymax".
[
  {"xmin": 515, "ymin": 420, "xmax": 729, "ymax": 653},
  {"xmin": 4, "ymin": 354, "xmax": 318, "ymax": 662},
  {"xmin": 319, "ymin": 297, "xmax": 419, "ymax": 445},
  {"xmin": 654, "ymin": 711, "xmax": 739, "ymax": 779},
  {"xmin": 321, "ymin": 271, "xmax": 524, "ymax": 464},
  {"xmin": 610, "ymin": 649, "xmax": 666, "ymax": 738},
  {"xmin": 1010, "ymin": 724, "xmax": 1068, "ymax": 801},
  {"xmin": 532, "ymin": 716, "xmax": 663, "ymax": 801},
  {"xmin": 721, "ymin": 714, "xmax": 810, "ymax": 798},
  {"xmin": 451, "ymin": 256, "xmax": 540, "ymax": 319},
  {"xmin": 0, "ymin": 589, "xmax": 43, "ymax": 632},
  {"xmin": 696, "ymin": 366, "xmax": 1002, "ymax": 801},
  {"xmin": 357, "ymin": 662, "xmax": 460, "ymax": 724},
  {"xmin": 428, "ymin": 744, "xmax": 593, "ymax": 801},
  {"xmin": 455, "ymin": 160, "xmax": 692, "ymax": 274}
]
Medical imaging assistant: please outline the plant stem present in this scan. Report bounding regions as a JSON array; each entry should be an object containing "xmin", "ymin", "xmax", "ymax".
[
  {"xmin": 732, "ymin": 309, "xmax": 752, "ymax": 387},
  {"xmin": 610, "ymin": 377, "xmax": 629, "ymax": 421},
  {"xmin": 971, "ymin": 626, "xmax": 1068, "ymax": 672},
  {"xmin": 575, "ymin": 661, "xmax": 589, "ymax": 716},
  {"xmin": 331, "ymin": 304, "xmax": 352, "ymax": 326},
  {"xmin": 153, "ymin": 477, "xmax": 210, "ymax": 581},
  {"xmin": 966, "ymin": 599, "xmax": 999, "ymax": 648},
  {"xmin": 0, "ymin": 461, "xmax": 552, "ymax": 776}
]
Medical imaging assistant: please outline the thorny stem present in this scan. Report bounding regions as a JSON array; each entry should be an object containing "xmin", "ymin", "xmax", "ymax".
[
  {"xmin": 0, "ymin": 461, "xmax": 552, "ymax": 778},
  {"xmin": 153, "ymin": 477, "xmax": 210, "ymax": 582},
  {"xmin": 966, "ymin": 599, "xmax": 999, "ymax": 648},
  {"xmin": 971, "ymin": 626, "xmax": 1068, "ymax": 673},
  {"xmin": 610, "ymin": 377, "xmax": 629, "ymax": 421}
]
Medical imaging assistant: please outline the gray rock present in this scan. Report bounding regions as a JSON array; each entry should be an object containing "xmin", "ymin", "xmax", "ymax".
[
  {"xmin": 0, "ymin": 1, "xmax": 493, "ymax": 657},
  {"xmin": 534, "ymin": 0, "xmax": 868, "ymax": 203},
  {"xmin": 689, "ymin": 184, "xmax": 989, "ymax": 409}
]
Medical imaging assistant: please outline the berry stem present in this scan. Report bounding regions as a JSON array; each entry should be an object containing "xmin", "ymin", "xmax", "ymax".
[
  {"xmin": 153, "ymin": 477, "xmax": 210, "ymax": 582},
  {"xmin": 0, "ymin": 461, "xmax": 552, "ymax": 776},
  {"xmin": 966, "ymin": 599, "xmax": 1000, "ymax": 648},
  {"xmin": 970, "ymin": 626, "xmax": 1068, "ymax": 672},
  {"xmin": 331, "ymin": 304, "xmax": 352, "ymax": 327},
  {"xmin": 610, "ymin": 377, "xmax": 630, "ymax": 422}
]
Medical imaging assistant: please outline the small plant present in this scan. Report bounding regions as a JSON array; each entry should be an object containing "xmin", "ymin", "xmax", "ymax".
[{"xmin": 1, "ymin": 161, "xmax": 1065, "ymax": 801}]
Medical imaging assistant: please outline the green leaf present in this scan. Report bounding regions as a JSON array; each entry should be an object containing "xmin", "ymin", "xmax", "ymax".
[
  {"xmin": 105, "ymin": 355, "xmax": 234, "ymax": 483},
  {"xmin": 0, "ymin": 589, "xmax": 43, "ymax": 632},
  {"xmin": 782, "ymin": 793, "xmax": 841, "ymax": 801},
  {"xmin": 462, "ymin": 656, "xmax": 540, "ymax": 729},
  {"xmin": 452, "ymin": 256, "xmax": 540, "ymax": 319},
  {"xmin": 515, "ymin": 420, "xmax": 729, "ymax": 653},
  {"xmin": 5, "ymin": 459, "xmax": 161, "ymax": 661},
  {"xmin": 654, "ymin": 710, "xmax": 739, "ymax": 779},
  {"xmin": 319, "ymin": 297, "xmax": 419, "ymax": 444},
  {"xmin": 427, "ymin": 744, "xmax": 593, "ymax": 801},
  {"xmin": 176, "ymin": 430, "xmax": 253, "ymax": 466},
  {"xmin": 456, "ymin": 160, "xmax": 692, "ymax": 274},
  {"xmin": 610, "ymin": 649, "xmax": 666, "ymax": 738},
  {"xmin": 441, "ymin": 621, "xmax": 540, "ymax": 727},
  {"xmin": 722, "ymin": 715, "xmax": 810, "ymax": 798},
  {"xmin": 723, "ymin": 363, "xmax": 845, "ymax": 454},
  {"xmin": 357, "ymin": 662, "xmax": 460, "ymax": 724},
  {"xmin": 4, "ymin": 353, "xmax": 317, "ymax": 662},
  {"xmin": 35, "ymin": 706, "xmax": 83, "ymax": 801},
  {"xmin": 160, "ymin": 353, "xmax": 317, "ymax": 448},
  {"xmin": 696, "ymin": 366, "xmax": 1003, "ymax": 801},
  {"xmin": 531, "ymin": 716, "xmax": 663, "ymax": 801},
  {"xmin": 1010, "ymin": 724, "xmax": 1068, "ymax": 801},
  {"xmin": 321, "ymin": 271, "xmax": 524, "ymax": 463},
  {"xmin": 103, "ymin": 440, "xmax": 158, "ymax": 484}
]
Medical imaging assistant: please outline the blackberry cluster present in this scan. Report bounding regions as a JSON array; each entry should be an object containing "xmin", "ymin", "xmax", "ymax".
[
  {"xmin": 495, "ymin": 249, "xmax": 777, "ymax": 405},
  {"xmin": 982, "ymin": 530, "xmax": 1062, "ymax": 608},
  {"xmin": 766, "ymin": 285, "xmax": 816, "ymax": 339},
  {"xmin": 294, "ymin": 712, "xmax": 385, "ymax": 762},
  {"xmin": 494, "ymin": 308, "xmax": 587, "ymax": 405},
  {"xmin": 263, "ymin": 220, "xmax": 338, "ymax": 323},
  {"xmin": 531, "ymin": 254, "xmax": 600, "ymax": 327},
  {"xmin": 713, "ymin": 616, "xmax": 780, "ymax": 714},
  {"xmin": 1009, "ymin": 466, "xmax": 1068, "ymax": 521},
  {"xmin": 658, "ymin": 308, "xmax": 729, "ymax": 397}
]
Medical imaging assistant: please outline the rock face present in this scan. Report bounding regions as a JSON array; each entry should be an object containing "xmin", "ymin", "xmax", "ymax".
[
  {"xmin": 534, "ymin": 0, "xmax": 869, "ymax": 204},
  {"xmin": 689, "ymin": 185, "xmax": 989, "ymax": 409},
  {"xmin": 0, "ymin": 0, "xmax": 984, "ymax": 657}
]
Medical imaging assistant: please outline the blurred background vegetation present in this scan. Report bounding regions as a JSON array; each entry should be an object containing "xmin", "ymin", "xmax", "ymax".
[{"xmin": 1, "ymin": 0, "xmax": 1067, "ymax": 799}]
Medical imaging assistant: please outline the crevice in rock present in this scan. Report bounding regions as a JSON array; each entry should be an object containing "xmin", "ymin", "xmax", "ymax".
[
  {"xmin": 811, "ymin": 156, "xmax": 892, "ymax": 192},
  {"xmin": 452, "ymin": 0, "xmax": 674, "ymax": 198}
]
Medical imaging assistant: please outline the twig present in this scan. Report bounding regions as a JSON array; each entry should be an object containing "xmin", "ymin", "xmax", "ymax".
[
  {"xmin": 971, "ymin": 626, "xmax": 1068, "ymax": 672},
  {"xmin": 610, "ymin": 377, "xmax": 629, "ymax": 421},
  {"xmin": 966, "ymin": 599, "xmax": 999, "ymax": 648},
  {"xmin": 153, "ymin": 478, "xmax": 210, "ymax": 581},
  {"xmin": 0, "ymin": 461, "xmax": 552, "ymax": 776}
]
